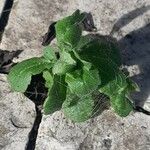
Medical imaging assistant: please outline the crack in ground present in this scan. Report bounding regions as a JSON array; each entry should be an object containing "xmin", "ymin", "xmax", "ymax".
[
  {"xmin": 0, "ymin": 0, "xmax": 47, "ymax": 146},
  {"xmin": 25, "ymin": 105, "xmax": 43, "ymax": 150},
  {"xmin": 0, "ymin": 0, "xmax": 14, "ymax": 42},
  {"xmin": 24, "ymin": 74, "xmax": 48, "ymax": 150}
]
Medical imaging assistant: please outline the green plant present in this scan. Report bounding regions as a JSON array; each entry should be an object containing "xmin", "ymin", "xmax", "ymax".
[{"xmin": 8, "ymin": 10, "xmax": 139, "ymax": 122}]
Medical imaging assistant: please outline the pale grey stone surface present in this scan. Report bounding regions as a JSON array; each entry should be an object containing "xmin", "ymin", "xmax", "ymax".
[
  {"xmin": 0, "ymin": 0, "xmax": 4, "ymax": 13},
  {"xmin": 0, "ymin": 0, "xmax": 36, "ymax": 149},
  {"xmin": 0, "ymin": 0, "xmax": 150, "ymax": 150},
  {"xmin": 0, "ymin": 75, "xmax": 35, "ymax": 150},
  {"xmin": 36, "ymin": 111, "xmax": 150, "ymax": 150}
]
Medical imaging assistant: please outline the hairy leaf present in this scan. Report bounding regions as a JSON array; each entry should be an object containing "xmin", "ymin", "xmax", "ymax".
[
  {"xmin": 110, "ymin": 92, "xmax": 133, "ymax": 117},
  {"xmin": 43, "ymin": 71, "xmax": 53, "ymax": 88},
  {"xmin": 76, "ymin": 38, "xmax": 134, "ymax": 116},
  {"xmin": 43, "ymin": 75, "xmax": 67, "ymax": 115},
  {"xmin": 76, "ymin": 35, "xmax": 96, "ymax": 51},
  {"xmin": 8, "ymin": 57, "xmax": 52, "ymax": 92},
  {"xmin": 43, "ymin": 46, "xmax": 56, "ymax": 61},
  {"xmin": 63, "ymin": 91, "xmax": 94, "ymax": 122},
  {"xmin": 63, "ymin": 24, "xmax": 82, "ymax": 49},
  {"xmin": 52, "ymin": 51, "xmax": 76, "ymax": 75},
  {"xmin": 99, "ymin": 72, "xmax": 127, "ymax": 96},
  {"xmin": 66, "ymin": 67, "xmax": 100, "ymax": 96},
  {"xmin": 99, "ymin": 72, "xmax": 133, "ymax": 116},
  {"xmin": 126, "ymin": 78, "xmax": 140, "ymax": 93},
  {"xmin": 78, "ymin": 39, "xmax": 121, "ymax": 67},
  {"xmin": 55, "ymin": 10, "xmax": 85, "ymax": 49}
]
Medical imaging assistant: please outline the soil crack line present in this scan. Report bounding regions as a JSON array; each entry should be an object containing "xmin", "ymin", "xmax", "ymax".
[
  {"xmin": 25, "ymin": 105, "xmax": 42, "ymax": 150},
  {"xmin": 0, "ymin": 0, "xmax": 14, "ymax": 42}
]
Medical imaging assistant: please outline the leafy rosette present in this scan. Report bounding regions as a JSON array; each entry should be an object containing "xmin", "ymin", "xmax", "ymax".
[{"xmin": 8, "ymin": 10, "xmax": 138, "ymax": 122}]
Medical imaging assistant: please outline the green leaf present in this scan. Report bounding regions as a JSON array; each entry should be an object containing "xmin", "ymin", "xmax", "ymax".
[
  {"xmin": 43, "ymin": 71, "xmax": 53, "ymax": 89},
  {"xmin": 76, "ymin": 38, "xmax": 122, "ymax": 87},
  {"xmin": 8, "ymin": 57, "xmax": 52, "ymax": 92},
  {"xmin": 99, "ymin": 72, "xmax": 127, "ymax": 96},
  {"xmin": 62, "ymin": 91, "xmax": 95, "ymax": 122},
  {"xmin": 43, "ymin": 46, "xmax": 56, "ymax": 61},
  {"xmin": 52, "ymin": 51, "xmax": 76, "ymax": 75},
  {"xmin": 99, "ymin": 72, "xmax": 133, "ymax": 116},
  {"xmin": 78, "ymin": 39, "xmax": 121, "ymax": 67},
  {"xmin": 43, "ymin": 75, "xmax": 67, "ymax": 115},
  {"xmin": 110, "ymin": 91, "xmax": 133, "ymax": 117},
  {"xmin": 76, "ymin": 37, "xmax": 134, "ymax": 117},
  {"xmin": 63, "ymin": 24, "xmax": 82, "ymax": 49},
  {"xmin": 55, "ymin": 10, "xmax": 85, "ymax": 49},
  {"xmin": 126, "ymin": 78, "xmax": 140, "ymax": 93},
  {"xmin": 66, "ymin": 67, "xmax": 100, "ymax": 96},
  {"xmin": 76, "ymin": 35, "xmax": 96, "ymax": 51}
]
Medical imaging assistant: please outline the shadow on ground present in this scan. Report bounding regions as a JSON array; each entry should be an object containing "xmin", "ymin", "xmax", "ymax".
[
  {"xmin": 119, "ymin": 23, "xmax": 150, "ymax": 106},
  {"xmin": 113, "ymin": 5, "xmax": 150, "ymax": 106},
  {"xmin": 79, "ymin": 5, "xmax": 150, "ymax": 109}
]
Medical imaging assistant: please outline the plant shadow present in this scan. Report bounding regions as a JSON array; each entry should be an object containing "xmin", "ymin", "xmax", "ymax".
[
  {"xmin": 118, "ymin": 23, "xmax": 150, "ymax": 106},
  {"xmin": 116, "ymin": 6, "xmax": 150, "ymax": 107},
  {"xmin": 100, "ymin": 5, "xmax": 150, "ymax": 108},
  {"xmin": 84, "ymin": 5, "xmax": 150, "ymax": 117}
]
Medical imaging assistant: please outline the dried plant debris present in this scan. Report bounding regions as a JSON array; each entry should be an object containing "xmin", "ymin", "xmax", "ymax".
[
  {"xmin": 0, "ymin": 49, "xmax": 22, "ymax": 74},
  {"xmin": 42, "ymin": 22, "xmax": 56, "ymax": 46},
  {"xmin": 81, "ymin": 12, "xmax": 97, "ymax": 32}
]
